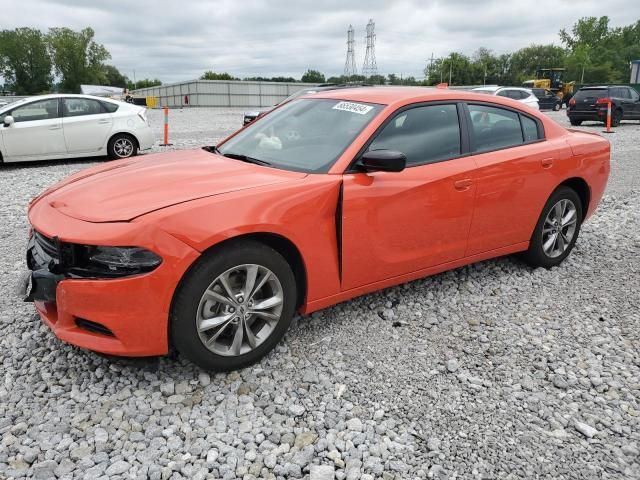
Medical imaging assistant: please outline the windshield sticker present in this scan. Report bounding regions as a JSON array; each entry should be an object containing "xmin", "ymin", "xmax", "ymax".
[{"xmin": 332, "ymin": 101, "xmax": 374, "ymax": 115}]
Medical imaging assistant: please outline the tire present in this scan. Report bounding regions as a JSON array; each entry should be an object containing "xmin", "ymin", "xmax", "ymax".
[
  {"xmin": 107, "ymin": 133, "xmax": 137, "ymax": 160},
  {"xmin": 553, "ymin": 102, "xmax": 561, "ymax": 111},
  {"xmin": 170, "ymin": 240, "xmax": 297, "ymax": 371},
  {"xmin": 611, "ymin": 109, "xmax": 622, "ymax": 127},
  {"xmin": 569, "ymin": 119, "xmax": 582, "ymax": 126},
  {"xmin": 521, "ymin": 186, "xmax": 583, "ymax": 269}
]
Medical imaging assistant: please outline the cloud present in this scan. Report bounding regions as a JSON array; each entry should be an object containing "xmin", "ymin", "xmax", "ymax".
[{"xmin": 2, "ymin": 0, "xmax": 638, "ymax": 82}]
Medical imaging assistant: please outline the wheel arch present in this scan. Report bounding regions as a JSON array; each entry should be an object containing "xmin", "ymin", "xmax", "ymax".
[
  {"xmin": 558, "ymin": 177, "xmax": 590, "ymax": 216},
  {"xmin": 108, "ymin": 131, "xmax": 140, "ymax": 149},
  {"xmin": 176, "ymin": 232, "xmax": 308, "ymax": 311}
]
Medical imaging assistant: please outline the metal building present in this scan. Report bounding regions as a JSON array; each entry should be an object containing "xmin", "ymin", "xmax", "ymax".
[
  {"xmin": 132, "ymin": 79, "xmax": 317, "ymax": 108},
  {"xmin": 631, "ymin": 60, "xmax": 640, "ymax": 84}
]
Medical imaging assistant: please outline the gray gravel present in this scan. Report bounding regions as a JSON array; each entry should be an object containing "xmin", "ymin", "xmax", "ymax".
[{"xmin": 1, "ymin": 107, "xmax": 639, "ymax": 479}]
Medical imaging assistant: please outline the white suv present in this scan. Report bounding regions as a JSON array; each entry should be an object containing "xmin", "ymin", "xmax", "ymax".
[
  {"xmin": 472, "ymin": 86, "xmax": 540, "ymax": 110},
  {"xmin": 0, "ymin": 94, "xmax": 154, "ymax": 163}
]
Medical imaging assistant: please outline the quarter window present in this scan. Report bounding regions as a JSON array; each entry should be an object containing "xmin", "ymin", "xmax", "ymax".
[
  {"xmin": 10, "ymin": 99, "xmax": 59, "ymax": 123},
  {"xmin": 368, "ymin": 104, "xmax": 461, "ymax": 166},
  {"xmin": 468, "ymin": 104, "xmax": 523, "ymax": 152},
  {"xmin": 63, "ymin": 98, "xmax": 104, "ymax": 117},
  {"xmin": 521, "ymin": 116, "xmax": 540, "ymax": 142},
  {"xmin": 630, "ymin": 89, "xmax": 640, "ymax": 102}
]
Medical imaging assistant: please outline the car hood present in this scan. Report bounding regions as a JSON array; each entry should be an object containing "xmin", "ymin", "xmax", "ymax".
[{"xmin": 31, "ymin": 149, "xmax": 307, "ymax": 222}]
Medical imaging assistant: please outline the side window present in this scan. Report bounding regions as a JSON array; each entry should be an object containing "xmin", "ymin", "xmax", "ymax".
[
  {"xmin": 63, "ymin": 98, "xmax": 104, "ymax": 117},
  {"xmin": 10, "ymin": 99, "xmax": 59, "ymax": 123},
  {"xmin": 368, "ymin": 104, "xmax": 461, "ymax": 166},
  {"xmin": 496, "ymin": 90, "xmax": 509, "ymax": 97},
  {"xmin": 521, "ymin": 116, "xmax": 540, "ymax": 142},
  {"xmin": 507, "ymin": 90, "xmax": 522, "ymax": 100},
  {"xmin": 630, "ymin": 89, "xmax": 640, "ymax": 102},
  {"xmin": 619, "ymin": 88, "xmax": 631, "ymax": 99},
  {"xmin": 468, "ymin": 104, "xmax": 523, "ymax": 152},
  {"xmin": 101, "ymin": 101, "xmax": 119, "ymax": 113}
]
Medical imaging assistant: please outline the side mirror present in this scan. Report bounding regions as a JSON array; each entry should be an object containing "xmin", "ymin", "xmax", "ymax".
[
  {"xmin": 358, "ymin": 149, "xmax": 406, "ymax": 173},
  {"xmin": 3, "ymin": 115, "xmax": 14, "ymax": 127}
]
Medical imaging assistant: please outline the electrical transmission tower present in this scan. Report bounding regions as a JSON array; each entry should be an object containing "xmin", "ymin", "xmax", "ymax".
[
  {"xmin": 343, "ymin": 25, "xmax": 357, "ymax": 80},
  {"xmin": 362, "ymin": 19, "xmax": 378, "ymax": 79}
]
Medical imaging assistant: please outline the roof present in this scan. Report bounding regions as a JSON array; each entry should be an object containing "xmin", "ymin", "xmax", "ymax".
[{"xmin": 309, "ymin": 86, "xmax": 531, "ymax": 107}]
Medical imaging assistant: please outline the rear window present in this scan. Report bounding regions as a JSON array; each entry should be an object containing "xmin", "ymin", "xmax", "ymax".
[{"xmin": 574, "ymin": 89, "xmax": 608, "ymax": 101}]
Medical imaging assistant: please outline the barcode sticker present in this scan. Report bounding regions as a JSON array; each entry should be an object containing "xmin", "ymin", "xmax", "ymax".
[{"xmin": 332, "ymin": 101, "xmax": 374, "ymax": 115}]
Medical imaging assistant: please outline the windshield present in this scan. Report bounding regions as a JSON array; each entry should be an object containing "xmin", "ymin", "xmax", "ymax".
[{"xmin": 218, "ymin": 98, "xmax": 383, "ymax": 173}]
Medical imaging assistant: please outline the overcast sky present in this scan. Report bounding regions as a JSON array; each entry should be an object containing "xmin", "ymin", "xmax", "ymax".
[{"xmin": 3, "ymin": 0, "xmax": 639, "ymax": 83}]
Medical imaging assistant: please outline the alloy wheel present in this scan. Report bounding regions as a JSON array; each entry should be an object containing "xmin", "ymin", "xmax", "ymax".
[
  {"xmin": 114, "ymin": 138, "xmax": 134, "ymax": 158},
  {"xmin": 542, "ymin": 199, "xmax": 578, "ymax": 258},
  {"xmin": 195, "ymin": 264, "xmax": 283, "ymax": 356}
]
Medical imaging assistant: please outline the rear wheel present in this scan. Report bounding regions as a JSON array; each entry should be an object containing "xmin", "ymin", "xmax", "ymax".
[
  {"xmin": 611, "ymin": 109, "xmax": 622, "ymax": 127},
  {"xmin": 171, "ymin": 240, "xmax": 297, "ymax": 371},
  {"xmin": 107, "ymin": 133, "xmax": 137, "ymax": 160},
  {"xmin": 521, "ymin": 186, "xmax": 582, "ymax": 269},
  {"xmin": 553, "ymin": 102, "xmax": 561, "ymax": 111},
  {"xmin": 569, "ymin": 119, "xmax": 582, "ymax": 126}
]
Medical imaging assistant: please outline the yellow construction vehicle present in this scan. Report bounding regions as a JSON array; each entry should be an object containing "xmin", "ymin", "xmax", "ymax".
[{"xmin": 522, "ymin": 68, "xmax": 575, "ymax": 103}]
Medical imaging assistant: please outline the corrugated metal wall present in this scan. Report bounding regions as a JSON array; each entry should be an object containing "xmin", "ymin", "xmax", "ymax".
[{"xmin": 132, "ymin": 80, "xmax": 317, "ymax": 108}]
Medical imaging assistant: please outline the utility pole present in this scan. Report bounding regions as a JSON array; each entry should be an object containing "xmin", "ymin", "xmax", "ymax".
[{"xmin": 449, "ymin": 61, "xmax": 452, "ymax": 85}]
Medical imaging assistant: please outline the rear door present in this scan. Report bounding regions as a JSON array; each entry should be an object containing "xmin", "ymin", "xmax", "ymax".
[
  {"xmin": 464, "ymin": 103, "xmax": 568, "ymax": 255},
  {"xmin": 341, "ymin": 103, "xmax": 477, "ymax": 289},
  {"xmin": 62, "ymin": 97, "xmax": 113, "ymax": 154},
  {"xmin": 0, "ymin": 98, "xmax": 66, "ymax": 160}
]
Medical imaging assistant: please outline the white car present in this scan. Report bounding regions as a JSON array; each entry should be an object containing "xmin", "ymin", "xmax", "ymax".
[
  {"xmin": 0, "ymin": 94, "xmax": 154, "ymax": 163},
  {"xmin": 472, "ymin": 86, "xmax": 540, "ymax": 110}
]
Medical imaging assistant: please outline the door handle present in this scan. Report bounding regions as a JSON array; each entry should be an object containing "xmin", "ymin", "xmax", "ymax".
[
  {"xmin": 541, "ymin": 158, "xmax": 554, "ymax": 168},
  {"xmin": 97, "ymin": 120, "xmax": 110, "ymax": 124},
  {"xmin": 48, "ymin": 126, "xmax": 62, "ymax": 130},
  {"xmin": 454, "ymin": 179, "xmax": 472, "ymax": 191}
]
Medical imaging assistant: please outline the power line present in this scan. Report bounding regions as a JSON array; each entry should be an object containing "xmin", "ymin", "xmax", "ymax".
[
  {"xmin": 362, "ymin": 19, "xmax": 378, "ymax": 79},
  {"xmin": 343, "ymin": 25, "xmax": 357, "ymax": 79}
]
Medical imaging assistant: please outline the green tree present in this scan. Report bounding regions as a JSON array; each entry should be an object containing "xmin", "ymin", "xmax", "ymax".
[
  {"xmin": 508, "ymin": 44, "xmax": 566, "ymax": 84},
  {"xmin": 201, "ymin": 70, "xmax": 237, "ymax": 80},
  {"xmin": 0, "ymin": 28, "xmax": 52, "ymax": 94},
  {"xmin": 301, "ymin": 69, "xmax": 325, "ymax": 83},
  {"xmin": 102, "ymin": 65, "xmax": 128, "ymax": 88},
  {"xmin": 128, "ymin": 78, "xmax": 162, "ymax": 90},
  {"xmin": 48, "ymin": 27, "xmax": 111, "ymax": 93}
]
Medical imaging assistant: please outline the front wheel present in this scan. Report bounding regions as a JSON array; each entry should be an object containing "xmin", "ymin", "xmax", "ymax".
[
  {"xmin": 107, "ymin": 134, "xmax": 137, "ymax": 160},
  {"xmin": 521, "ymin": 186, "xmax": 583, "ymax": 269},
  {"xmin": 553, "ymin": 102, "xmax": 561, "ymax": 111},
  {"xmin": 171, "ymin": 240, "xmax": 297, "ymax": 371}
]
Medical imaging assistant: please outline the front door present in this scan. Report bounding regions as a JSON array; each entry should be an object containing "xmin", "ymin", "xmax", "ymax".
[
  {"xmin": 341, "ymin": 103, "xmax": 477, "ymax": 290},
  {"xmin": 62, "ymin": 97, "xmax": 113, "ymax": 154},
  {"xmin": 0, "ymin": 98, "xmax": 66, "ymax": 160}
]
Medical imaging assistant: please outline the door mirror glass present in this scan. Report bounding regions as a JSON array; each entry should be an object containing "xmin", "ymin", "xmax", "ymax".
[
  {"xmin": 359, "ymin": 150, "xmax": 406, "ymax": 172},
  {"xmin": 3, "ymin": 115, "xmax": 14, "ymax": 127}
]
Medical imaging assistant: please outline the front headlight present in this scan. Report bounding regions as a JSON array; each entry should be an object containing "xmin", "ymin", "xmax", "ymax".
[{"xmin": 73, "ymin": 246, "xmax": 162, "ymax": 278}]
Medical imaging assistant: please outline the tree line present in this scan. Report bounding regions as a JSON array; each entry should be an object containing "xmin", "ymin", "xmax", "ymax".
[{"xmin": 0, "ymin": 27, "xmax": 160, "ymax": 95}]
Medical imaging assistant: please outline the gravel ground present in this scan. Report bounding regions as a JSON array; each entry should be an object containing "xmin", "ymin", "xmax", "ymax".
[{"xmin": 1, "ymin": 107, "xmax": 639, "ymax": 480}]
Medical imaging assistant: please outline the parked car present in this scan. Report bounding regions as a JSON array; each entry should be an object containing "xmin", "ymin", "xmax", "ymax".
[
  {"xmin": 243, "ymin": 84, "xmax": 369, "ymax": 125},
  {"xmin": 532, "ymin": 88, "xmax": 563, "ymax": 111},
  {"xmin": 23, "ymin": 87, "xmax": 609, "ymax": 371},
  {"xmin": 567, "ymin": 85, "xmax": 640, "ymax": 126},
  {"xmin": 472, "ymin": 86, "xmax": 539, "ymax": 110},
  {"xmin": 0, "ymin": 94, "xmax": 154, "ymax": 163}
]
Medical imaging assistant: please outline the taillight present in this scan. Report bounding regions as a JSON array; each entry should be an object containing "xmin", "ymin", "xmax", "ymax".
[
  {"xmin": 596, "ymin": 97, "xmax": 612, "ymax": 105},
  {"xmin": 569, "ymin": 98, "xmax": 576, "ymax": 106}
]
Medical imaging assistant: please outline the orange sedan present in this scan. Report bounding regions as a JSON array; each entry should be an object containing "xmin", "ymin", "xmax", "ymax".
[{"xmin": 24, "ymin": 87, "xmax": 610, "ymax": 370}]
